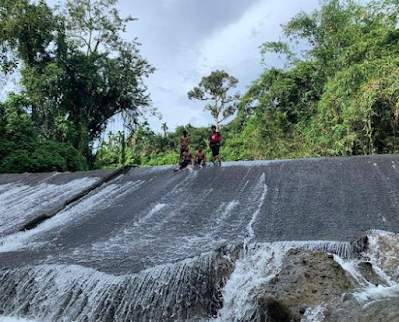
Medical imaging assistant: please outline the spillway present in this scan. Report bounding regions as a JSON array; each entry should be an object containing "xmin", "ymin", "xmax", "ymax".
[{"xmin": 1, "ymin": 155, "xmax": 399, "ymax": 321}]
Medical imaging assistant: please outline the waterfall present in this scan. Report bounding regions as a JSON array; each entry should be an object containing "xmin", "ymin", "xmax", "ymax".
[
  {"xmin": 209, "ymin": 240, "xmax": 354, "ymax": 322},
  {"xmin": 0, "ymin": 250, "xmax": 232, "ymax": 322},
  {"xmin": 2, "ymin": 157, "xmax": 399, "ymax": 322},
  {"xmin": 2, "ymin": 232, "xmax": 399, "ymax": 322}
]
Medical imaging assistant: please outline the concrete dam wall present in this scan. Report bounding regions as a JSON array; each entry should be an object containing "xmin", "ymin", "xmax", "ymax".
[{"xmin": 1, "ymin": 155, "xmax": 399, "ymax": 321}]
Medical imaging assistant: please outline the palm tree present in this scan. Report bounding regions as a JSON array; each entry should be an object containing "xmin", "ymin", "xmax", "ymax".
[{"xmin": 161, "ymin": 122, "xmax": 168, "ymax": 137}]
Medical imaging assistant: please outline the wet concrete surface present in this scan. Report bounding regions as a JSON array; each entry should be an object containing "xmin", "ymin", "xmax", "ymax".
[
  {"xmin": 0, "ymin": 155, "xmax": 399, "ymax": 274},
  {"xmin": 0, "ymin": 169, "xmax": 120, "ymax": 237}
]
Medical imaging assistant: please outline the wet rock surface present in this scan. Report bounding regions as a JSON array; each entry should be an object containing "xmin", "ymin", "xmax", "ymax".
[
  {"xmin": 326, "ymin": 299, "xmax": 399, "ymax": 322},
  {"xmin": 0, "ymin": 247, "xmax": 237, "ymax": 322},
  {"xmin": 1, "ymin": 233, "xmax": 399, "ymax": 322},
  {"xmin": 243, "ymin": 232, "xmax": 399, "ymax": 322},
  {"xmin": 253, "ymin": 249, "xmax": 355, "ymax": 321}
]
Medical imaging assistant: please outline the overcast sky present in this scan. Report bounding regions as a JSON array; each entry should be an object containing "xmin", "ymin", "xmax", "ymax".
[{"xmin": 39, "ymin": 0, "xmax": 323, "ymax": 133}]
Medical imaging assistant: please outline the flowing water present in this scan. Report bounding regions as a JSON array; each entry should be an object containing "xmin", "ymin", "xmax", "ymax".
[
  {"xmin": 2, "ymin": 157, "xmax": 399, "ymax": 321},
  {"xmin": 1, "ymin": 232, "xmax": 399, "ymax": 322}
]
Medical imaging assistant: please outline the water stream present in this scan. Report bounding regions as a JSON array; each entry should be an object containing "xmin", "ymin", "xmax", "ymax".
[{"xmin": 1, "ymin": 231, "xmax": 399, "ymax": 322}]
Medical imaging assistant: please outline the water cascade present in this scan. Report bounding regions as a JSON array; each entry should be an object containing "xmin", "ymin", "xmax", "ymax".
[
  {"xmin": 1, "ymin": 231, "xmax": 399, "ymax": 321},
  {"xmin": 1, "ymin": 156, "xmax": 399, "ymax": 321}
]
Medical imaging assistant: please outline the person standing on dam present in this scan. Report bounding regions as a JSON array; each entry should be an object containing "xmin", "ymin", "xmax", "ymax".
[
  {"xmin": 179, "ymin": 130, "xmax": 190, "ymax": 163},
  {"xmin": 209, "ymin": 125, "xmax": 222, "ymax": 165}
]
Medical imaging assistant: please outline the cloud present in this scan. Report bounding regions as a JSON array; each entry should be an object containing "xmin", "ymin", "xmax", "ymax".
[
  {"xmin": 41, "ymin": 0, "xmax": 321, "ymax": 133},
  {"xmin": 148, "ymin": 0, "xmax": 320, "ymax": 132}
]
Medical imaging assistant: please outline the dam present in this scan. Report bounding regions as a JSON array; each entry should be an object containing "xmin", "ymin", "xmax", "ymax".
[{"xmin": 1, "ymin": 155, "xmax": 399, "ymax": 321}]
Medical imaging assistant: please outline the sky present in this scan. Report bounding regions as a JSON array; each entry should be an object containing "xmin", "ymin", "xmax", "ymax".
[
  {"xmin": 29, "ymin": 0, "xmax": 322, "ymax": 133},
  {"xmin": 117, "ymin": 0, "xmax": 322, "ymax": 133}
]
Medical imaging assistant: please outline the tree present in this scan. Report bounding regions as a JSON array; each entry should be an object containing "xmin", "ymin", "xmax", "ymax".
[
  {"xmin": 187, "ymin": 70, "xmax": 240, "ymax": 129},
  {"xmin": 161, "ymin": 122, "xmax": 168, "ymax": 137},
  {"xmin": 0, "ymin": 93, "xmax": 87, "ymax": 173},
  {"xmin": 0, "ymin": 0, "xmax": 56, "ymax": 73},
  {"xmin": 232, "ymin": 0, "xmax": 399, "ymax": 160},
  {"xmin": 0, "ymin": 0, "xmax": 154, "ymax": 167}
]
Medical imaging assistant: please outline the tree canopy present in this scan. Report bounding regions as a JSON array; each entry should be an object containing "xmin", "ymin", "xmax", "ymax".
[
  {"xmin": 0, "ymin": 0, "xmax": 154, "ymax": 172},
  {"xmin": 3, "ymin": 0, "xmax": 399, "ymax": 172},
  {"xmin": 235, "ymin": 0, "xmax": 399, "ymax": 159},
  {"xmin": 188, "ymin": 70, "xmax": 240, "ymax": 129}
]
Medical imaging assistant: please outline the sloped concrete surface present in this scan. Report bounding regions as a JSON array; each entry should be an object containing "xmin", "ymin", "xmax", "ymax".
[
  {"xmin": 0, "ymin": 169, "xmax": 120, "ymax": 237},
  {"xmin": 0, "ymin": 155, "xmax": 399, "ymax": 275}
]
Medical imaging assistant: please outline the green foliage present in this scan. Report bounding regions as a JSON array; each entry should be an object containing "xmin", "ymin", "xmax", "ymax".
[
  {"xmin": 94, "ymin": 124, "xmax": 216, "ymax": 168},
  {"xmin": 0, "ymin": 0, "xmax": 154, "ymax": 167},
  {"xmin": 143, "ymin": 153, "xmax": 180, "ymax": 167},
  {"xmin": 0, "ymin": 94, "xmax": 87, "ymax": 173},
  {"xmin": 0, "ymin": 0, "xmax": 56, "ymax": 72},
  {"xmin": 0, "ymin": 142, "xmax": 87, "ymax": 173},
  {"xmin": 233, "ymin": 0, "xmax": 399, "ymax": 160},
  {"xmin": 5, "ymin": 0, "xmax": 399, "ymax": 172}
]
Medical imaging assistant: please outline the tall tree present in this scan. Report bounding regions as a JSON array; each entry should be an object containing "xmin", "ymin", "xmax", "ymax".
[
  {"xmin": 0, "ymin": 0, "xmax": 55, "ymax": 73},
  {"xmin": 1, "ymin": 0, "xmax": 155, "ymax": 165},
  {"xmin": 187, "ymin": 70, "xmax": 240, "ymax": 129},
  {"xmin": 161, "ymin": 122, "xmax": 168, "ymax": 137},
  {"xmin": 237, "ymin": 0, "xmax": 399, "ymax": 159}
]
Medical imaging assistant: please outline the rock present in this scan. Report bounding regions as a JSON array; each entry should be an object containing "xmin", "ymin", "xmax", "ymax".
[
  {"xmin": 364, "ymin": 231, "xmax": 399, "ymax": 282},
  {"xmin": 254, "ymin": 249, "xmax": 356, "ymax": 320},
  {"xmin": 255, "ymin": 296, "xmax": 296, "ymax": 322},
  {"xmin": 342, "ymin": 293, "xmax": 355, "ymax": 302},
  {"xmin": 356, "ymin": 261, "xmax": 386, "ymax": 286},
  {"xmin": 325, "ymin": 297, "xmax": 399, "ymax": 322}
]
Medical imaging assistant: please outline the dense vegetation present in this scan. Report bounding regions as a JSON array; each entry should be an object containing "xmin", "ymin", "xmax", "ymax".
[
  {"xmin": 0, "ymin": 0, "xmax": 153, "ymax": 172},
  {"xmin": 233, "ymin": 0, "xmax": 399, "ymax": 159},
  {"xmin": 2, "ymin": 0, "xmax": 399, "ymax": 172}
]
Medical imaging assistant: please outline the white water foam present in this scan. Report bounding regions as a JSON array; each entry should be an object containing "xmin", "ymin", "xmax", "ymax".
[
  {"xmin": 211, "ymin": 243, "xmax": 288, "ymax": 322},
  {"xmin": 0, "ymin": 317, "xmax": 39, "ymax": 322},
  {"xmin": 212, "ymin": 240, "xmax": 351, "ymax": 322},
  {"xmin": 301, "ymin": 306, "xmax": 325, "ymax": 322},
  {"xmin": 0, "ymin": 180, "xmax": 144, "ymax": 252},
  {"xmin": 336, "ymin": 252, "xmax": 399, "ymax": 304},
  {"xmin": 0, "ymin": 252, "xmax": 219, "ymax": 322},
  {"xmin": 244, "ymin": 173, "xmax": 268, "ymax": 248},
  {"xmin": 217, "ymin": 201, "xmax": 240, "ymax": 224},
  {"xmin": 0, "ymin": 178, "xmax": 99, "ymax": 235},
  {"xmin": 367, "ymin": 229, "xmax": 399, "ymax": 279},
  {"xmin": 334, "ymin": 230, "xmax": 399, "ymax": 305},
  {"xmin": 2, "ymin": 232, "xmax": 399, "ymax": 322}
]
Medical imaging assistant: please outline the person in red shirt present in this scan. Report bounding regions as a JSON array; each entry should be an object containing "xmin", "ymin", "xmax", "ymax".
[{"xmin": 209, "ymin": 125, "xmax": 222, "ymax": 165}]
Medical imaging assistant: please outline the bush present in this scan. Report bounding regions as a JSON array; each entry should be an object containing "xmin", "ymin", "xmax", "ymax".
[
  {"xmin": 0, "ymin": 150, "xmax": 35, "ymax": 173},
  {"xmin": 143, "ymin": 153, "xmax": 180, "ymax": 166},
  {"xmin": 37, "ymin": 141, "xmax": 88, "ymax": 171},
  {"xmin": 0, "ymin": 141, "xmax": 87, "ymax": 173}
]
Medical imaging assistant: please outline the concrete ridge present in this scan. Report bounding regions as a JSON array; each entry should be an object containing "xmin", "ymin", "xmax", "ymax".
[{"xmin": 19, "ymin": 166, "xmax": 135, "ymax": 231}]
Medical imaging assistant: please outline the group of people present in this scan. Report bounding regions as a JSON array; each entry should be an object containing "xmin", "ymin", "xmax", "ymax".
[{"xmin": 174, "ymin": 125, "xmax": 222, "ymax": 172}]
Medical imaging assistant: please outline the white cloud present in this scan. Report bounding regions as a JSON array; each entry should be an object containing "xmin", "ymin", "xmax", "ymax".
[
  {"xmin": 149, "ymin": 0, "xmax": 321, "ymax": 132},
  {"xmin": 31, "ymin": 0, "xmax": 322, "ymax": 133}
]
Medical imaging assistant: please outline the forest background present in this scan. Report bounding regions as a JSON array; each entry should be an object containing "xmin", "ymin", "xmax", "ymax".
[{"xmin": 1, "ymin": 0, "xmax": 399, "ymax": 173}]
